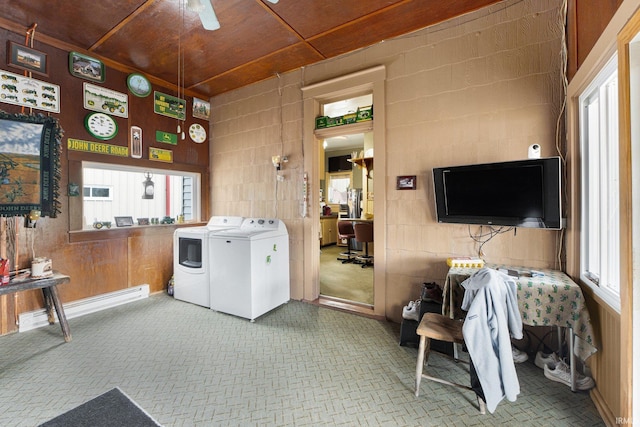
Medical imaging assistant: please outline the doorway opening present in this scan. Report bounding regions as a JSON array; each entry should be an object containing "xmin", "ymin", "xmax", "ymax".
[
  {"xmin": 319, "ymin": 140, "xmax": 373, "ymax": 307},
  {"xmin": 318, "ymin": 96, "xmax": 374, "ymax": 308},
  {"xmin": 301, "ymin": 64, "xmax": 386, "ymax": 319}
]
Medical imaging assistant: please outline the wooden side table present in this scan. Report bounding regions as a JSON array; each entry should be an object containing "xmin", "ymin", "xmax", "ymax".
[{"xmin": 0, "ymin": 272, "xmax": 71, "ymax": 342}]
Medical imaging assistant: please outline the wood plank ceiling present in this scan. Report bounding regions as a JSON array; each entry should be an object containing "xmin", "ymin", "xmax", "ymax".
[{"xmin": 0, "ymin": 0, "xmax": 503, "ymax": 98}]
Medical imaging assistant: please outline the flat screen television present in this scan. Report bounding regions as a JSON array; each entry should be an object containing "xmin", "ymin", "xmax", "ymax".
[
  {"xmin": 432, "ymin": 157, "xmax": 563, "ymax": 229},
  {"xmin": 328, "ymin": 155, "xmax": 352, "ymax": 172}
]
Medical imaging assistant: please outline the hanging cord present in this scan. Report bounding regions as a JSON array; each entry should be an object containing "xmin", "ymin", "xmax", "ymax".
[
  {"xmin": 26, "ymin": 226, "xmax": 36, "ymax": 260},
  {"xmin": 555, "ymin": 0, "xmax": 568, "ymax": 164},
  {"xmin": 13, "ymin": 217, "xmax": 20, "ymax": 272},
  {"xmin": 468, "ymin": 225, "xmax": 514, "ymax": 258},
  {"xmin": 20, "ymin": 23, "xmax": 38, "ymax": 115},
  {"xmin": 555, "ymin": 0, "xmax": 569, "ymax": 271},
  {"xmin": 273, "ymin": 72, "xmax": 285, "ymax": 218},
  {"xmin": 299, "ymin": 66, "xmax": 305, "ymax": 159},
  {"xmin": 4, "ymin": 217, "xmax": 17, "ymax": 272},
  {"xmin": 176, "ymin": 2, "xmax": 185, "ymax": 136}
]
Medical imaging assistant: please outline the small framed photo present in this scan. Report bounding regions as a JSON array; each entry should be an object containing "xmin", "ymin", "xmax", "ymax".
[
  {"xmin": 193, "ymin": 97, "xmax": 211, "ymax": 120},
  {"xmin": 396, "ymin": 175, "xmax": 417, "ymax": 190},
  {"xmin": 7, "ymin": 41, "xmax": 48, "ymax": 76},
  {"xmin": 114, "ymin": 216, "xmax": 134, "ymax": 227},
  {"xmin": 69, "ymin": 51, "xmax": 105, "ymax": 83},
  {"xmin": 137, "ymin": 218, "xmax": 150, "ymax": 226},
  {"xmin": 68, "ymin": 183, "xmax": 80, "ymax": 197}
]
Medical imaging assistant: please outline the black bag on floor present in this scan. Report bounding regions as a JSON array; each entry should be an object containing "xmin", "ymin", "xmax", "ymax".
[{"xmin": 399, "ymin": 283, "xmax": 452, "ymax": 355}]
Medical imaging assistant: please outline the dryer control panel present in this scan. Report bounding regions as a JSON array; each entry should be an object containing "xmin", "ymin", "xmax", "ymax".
[{"xmin": 242, "ymin": 218, "xmax": 280, "ymax": 230}]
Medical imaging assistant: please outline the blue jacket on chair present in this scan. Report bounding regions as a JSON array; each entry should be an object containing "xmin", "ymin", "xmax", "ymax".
[{"xmin": 461, "ymin": 268, "xmax": 523, "ymax": 414}]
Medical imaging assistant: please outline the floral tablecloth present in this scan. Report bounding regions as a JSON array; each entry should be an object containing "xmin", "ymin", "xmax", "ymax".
[{"xmin": 442, "ymin": 265, "xmax": 597, "ymax": 360}]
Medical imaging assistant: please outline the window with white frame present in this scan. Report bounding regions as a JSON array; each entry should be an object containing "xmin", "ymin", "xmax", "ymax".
[
  {"xmin": 326, "ymin": 172, "xmax": 351, "ymax": 204},
  {"xmin": 83, "ymin": 185, "xmax": 113, "ymax": 200},
  {"xmin": 579, "ymin": 55, "xmax": 620, "ymax": 311}
]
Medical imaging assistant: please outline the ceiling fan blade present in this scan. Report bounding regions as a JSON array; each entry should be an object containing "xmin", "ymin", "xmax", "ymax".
[{"xmin": 198, "ymin": 0, "xmax": 220, "ymax": 31}]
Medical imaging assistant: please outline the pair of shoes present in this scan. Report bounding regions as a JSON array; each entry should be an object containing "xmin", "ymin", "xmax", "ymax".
[
  {"xmin": 421, "ymin": 283, "xmax": 443, "ymax": 304},
  {"xmin": 534, "ymin": 351, "xmax": 560, "ymax": 370},
  {"xmin": 402, "ymin": 300, "xmax": 421, "ymax": 321},
  {"xmin": 512, "ymin": 346, "xmax": 528, "ymax": 363},
  {"xmin": 544, "ymin": 360, "xmax": 595, "ymax": 390}
]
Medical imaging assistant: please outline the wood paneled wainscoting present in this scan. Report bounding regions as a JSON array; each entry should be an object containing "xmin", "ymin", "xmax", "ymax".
[
  {"xmin": 581, "ymin": 286, "xmax": 622, "ymax": 425},
  {"xmin": 0, "ymin": 223, "xmax": 204, "ymax": 336}
]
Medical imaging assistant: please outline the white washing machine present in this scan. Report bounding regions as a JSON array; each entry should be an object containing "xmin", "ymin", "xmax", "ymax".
[
  {"xmin": 173, "ymin": 216, "xmax": 244, "ymax": 307},
  {"xmin": 209, "ymin": 218, "xmax": 290, "ymax": 321}
]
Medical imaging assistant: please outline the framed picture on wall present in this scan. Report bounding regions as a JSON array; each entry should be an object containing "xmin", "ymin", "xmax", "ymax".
[
  {"xmin": 7, "ymin": 41, "xmax": 48, "ymax": 76},
  {"xmin": 193, "ymin": 98, "xmax": 210, "ymax": 120},
  {"xmin": 396, "ymin": 175, "xmax": 417, "ymax": 190},
  {"xmin": 83, "ymin": 82, "xmax": 129, "ymax": 118},
  {"xmin": 0, "ymin": 69, "xmax": 60, "ymax": 113},
  {"xmin": 69, "ymin": 51, "xmax": 105, "ymax": 83},
  {"xmin": 154, "ymin": 91, "xmax": 186, "ymax": 120}
]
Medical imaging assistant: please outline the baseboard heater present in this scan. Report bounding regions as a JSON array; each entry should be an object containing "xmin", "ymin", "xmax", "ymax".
[{"xmin": 18, "ymin": 284, "xmax": 150, "ymax": 333}]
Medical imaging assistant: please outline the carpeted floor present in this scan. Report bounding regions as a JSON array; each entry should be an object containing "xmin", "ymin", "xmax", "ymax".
[
  {"xmin": 320, "ymin": 244, "xmax": 373, "ymax": 305},
  {"xmin": 0, "ymin": 294, "xmax": 604, "ymax": 426}
]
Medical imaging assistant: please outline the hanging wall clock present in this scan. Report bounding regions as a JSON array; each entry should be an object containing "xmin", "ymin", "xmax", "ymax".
[
  {"xmin": 188, "ymin": 123, "xmax": 207, "ymax": 143},
  {"xmin": 85, "ymin": 112, "xmax": 118, "ymax": 140},
  {"xmin": 127, "ymin": 73, "xmax": 152, "ymax": 97}
]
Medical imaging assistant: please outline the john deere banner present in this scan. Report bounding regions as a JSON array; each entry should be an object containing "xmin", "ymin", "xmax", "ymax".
[
  {"xmin": 67, "ymin": 138, "xmax": 129, "ymax": 157},
  {"xmin": 0, "ymin": 111, "xmax": 62, "ymax": 218}
]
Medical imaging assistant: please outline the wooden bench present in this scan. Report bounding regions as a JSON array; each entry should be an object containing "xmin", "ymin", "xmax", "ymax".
[{"xmin": 0, "ymin": 272, "xmax": 71, "ymax": 342}]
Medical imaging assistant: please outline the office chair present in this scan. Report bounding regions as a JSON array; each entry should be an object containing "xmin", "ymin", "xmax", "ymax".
[
  {"xmin": 353, "ymin": 222, "xmax": 373, "ymax": 268},
  {"xmin": 336, "ymin": 221, "xmax": 357, "ymax": 263},
  {"xmin": 415, "ymin": 312, "xmax": 486, "ymax": 414}
]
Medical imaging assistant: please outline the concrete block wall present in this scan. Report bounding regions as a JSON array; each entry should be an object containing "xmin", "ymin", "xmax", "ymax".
[
  {"xmin": 210, "ymin": 0, "xmax": 565, "ymax": 320},
  {"xmin": 384, "ymin": 0, "xmax": 565, "ymax": 316},
  {"xmin": 210, "ymin": 71, "xmax": 307, "ymax": 299}
]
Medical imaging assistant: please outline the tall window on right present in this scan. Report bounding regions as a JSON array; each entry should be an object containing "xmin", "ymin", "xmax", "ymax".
[{"xmin": 579, "ymin": 55, "xmax": 621, "ymax": 312}]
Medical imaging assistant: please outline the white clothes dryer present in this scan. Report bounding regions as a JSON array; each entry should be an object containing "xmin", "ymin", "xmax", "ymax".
[
  {"xmin": 173, "ymin": 216, "xmax": 244, "ymax": 307},
  {"xmin": 209, "ymin": 218, "xmax": 290, "ymax": 321}
]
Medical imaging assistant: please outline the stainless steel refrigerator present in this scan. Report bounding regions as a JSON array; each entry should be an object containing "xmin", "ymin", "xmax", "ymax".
[{"xmin": 347, "ymin": 188, "xmax": 363, "ymax": 250}]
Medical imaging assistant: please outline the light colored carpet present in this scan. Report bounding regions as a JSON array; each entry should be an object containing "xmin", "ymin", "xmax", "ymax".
[
  {"xmin": 0, "ymin": 294, "xmax": 604, "ymax": 426},
  {"xmin": 319, "ymin": 244, "xmax": 373, "ymax": 305}
]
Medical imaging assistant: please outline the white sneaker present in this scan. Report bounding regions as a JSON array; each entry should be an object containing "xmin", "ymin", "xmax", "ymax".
[
  {"xmin": 534, "ymin": 351, "xmax": 560, "ymax": 370},
  {"xmin": 402, "ymin": 300, "xmax": 421, "ymax": 321},
  {"xmin": 544, "ymin": 360, "xmax": 595, "ymax": 390},
  {"xmin": 512, "ymin": 346, "xmax": 528, "ymax": 363}
]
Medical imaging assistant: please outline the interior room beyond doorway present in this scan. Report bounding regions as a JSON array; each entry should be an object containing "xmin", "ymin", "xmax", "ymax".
[{"xmin": 318, "ymin": 95, "xmax": 374, "ymax": 308}]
